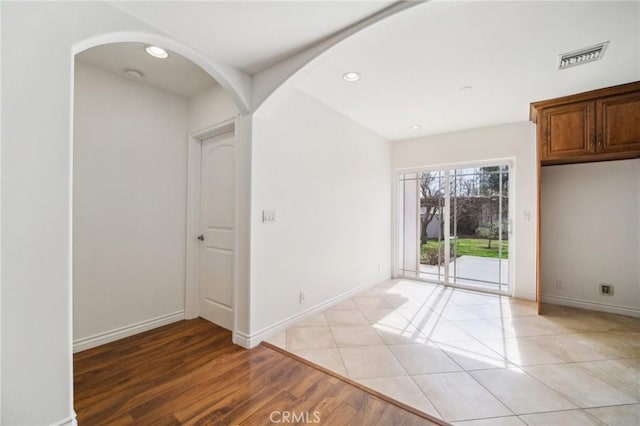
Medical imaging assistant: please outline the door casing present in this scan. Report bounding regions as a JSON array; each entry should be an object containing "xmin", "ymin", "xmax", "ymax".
[{"xmin": 393, "ymin": 158, "xmax": 516, "ymax": 296}]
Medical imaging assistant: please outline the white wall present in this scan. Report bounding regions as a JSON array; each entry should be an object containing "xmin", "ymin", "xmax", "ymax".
[
  {"xmin": 250, "ymin": 88, "xmax": 391, "ymax": 336},
  {"xmin": 541, "ymin": 159, "xmax": 640, "ymax": 316},
  {"xmin": 1, "ymin": 4, "xmax": 107, "ymax": 423},
  {"xmin": 73, "ymin": 62, "xmax": 188, "ymax": 347},
  {"xmin": 189, "ymin": 83, "xmax": 239, "ymax": 132},
  {"xmin": 392, "ymin": 121, "xmax": 538, "ymax": 300},
  {"xmin": 0, "ymin": 3, "xmax": 250, "ymax": 424}
]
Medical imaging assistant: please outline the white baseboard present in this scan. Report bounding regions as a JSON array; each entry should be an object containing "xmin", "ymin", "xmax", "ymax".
[
  {"xmin": 51, "ymin": 412, "xmax": 77, "ymax": 426},
  {"xmin": 236, "ymin": 276, "xmax": 389, "ymax": 349},
  {"xmin": 73, "ymin": 310, "xmax": 185, "ymax": 352},
  {"xmin": 232, "ymin": 330, "xmax": 252, "ymax": 348},
  {"xmin": 542, "ymin": 295, "xmax": 640, "ymax": 318}
]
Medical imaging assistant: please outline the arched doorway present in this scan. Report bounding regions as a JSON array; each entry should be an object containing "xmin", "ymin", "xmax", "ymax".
[{"xmin": 71, "ymin": 38, "xmax": 245, "ymax": 353}]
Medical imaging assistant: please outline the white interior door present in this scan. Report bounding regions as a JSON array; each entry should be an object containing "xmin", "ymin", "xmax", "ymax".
[{"xmin": 198, "ymin": 131, "xmax": 234, "ymax": 330}]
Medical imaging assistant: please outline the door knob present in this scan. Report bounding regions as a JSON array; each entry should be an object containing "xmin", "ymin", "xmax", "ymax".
[{"xmin": 197, "ymin": 234, "xmax": 205, "ymax": 241}]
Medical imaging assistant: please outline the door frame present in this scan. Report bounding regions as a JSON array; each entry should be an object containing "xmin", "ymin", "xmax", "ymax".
[
  {"xmin": 185, "ymin": 118, "xmax": 236, "ymax": 323},
  {"xmin": 393, "ymin": 157, "xmax": 516, "ymax": 297}
]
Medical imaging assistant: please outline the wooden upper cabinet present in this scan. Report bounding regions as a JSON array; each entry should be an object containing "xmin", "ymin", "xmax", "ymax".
[
  {"xmin": 540, "ymin": 101, "xmax": 595, "ymax": 161},
  {"xmin": 597, "ymin": 91, "xmax": 640, "ymax": 154},
  {"xmin": 531, "ymin": 81, "xmax": 640, "ymax": 165}
]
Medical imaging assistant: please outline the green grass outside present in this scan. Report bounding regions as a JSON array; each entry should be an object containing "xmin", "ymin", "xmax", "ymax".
[{"xmin": 422, "ymin": 238, "xmax": 508, "ymax": 259}]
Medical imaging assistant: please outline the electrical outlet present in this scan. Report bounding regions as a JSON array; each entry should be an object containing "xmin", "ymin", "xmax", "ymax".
[
  {"xmin": 377, "ymin": 263, "xmax": 382, "ymax": 272},
  {"xmin": 555, "ymin": 280, "xmax": 564, "ymax": 289},
  {"xmin": 299, "ymin": 290, "xmax": 305, "ymax": 304},
  {"xmin": 599, "ymin": 284, "xmax": 614, "ymax": 296}
]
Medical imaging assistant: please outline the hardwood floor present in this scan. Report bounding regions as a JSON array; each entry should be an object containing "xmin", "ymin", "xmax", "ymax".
[{"xmin": 74, "ymin": 318, "xmax": 443, "ymax": 425}]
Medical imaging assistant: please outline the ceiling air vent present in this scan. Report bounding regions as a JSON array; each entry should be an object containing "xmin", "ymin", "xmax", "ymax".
[{"xmin": 559, "ymin": 42, "xmax": 609, "ymax": 70}]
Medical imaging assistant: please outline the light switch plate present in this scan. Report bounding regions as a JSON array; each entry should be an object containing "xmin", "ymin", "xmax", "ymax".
[{"xmin": 262, "ymin": 210, "xmax": 276, "ymax": 223}]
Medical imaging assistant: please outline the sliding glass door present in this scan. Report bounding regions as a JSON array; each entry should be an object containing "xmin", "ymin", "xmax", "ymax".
[{"xmin": 397, "ymin": 163, "xmax": 511, "ymax": 294}]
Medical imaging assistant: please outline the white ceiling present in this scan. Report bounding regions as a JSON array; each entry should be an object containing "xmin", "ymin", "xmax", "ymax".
[
  {"xmin": 295, "ymin": 1, "xmax": 640, "ymax": 140},
  {"xmin": 94, "ymin": 1, "xmax": 640, "ymax": 140},
  {"xmin": 77, "ymin": 42, "xmax": 217, "ymax": 97},
  {"xmin": 108, "ymin": 1, "xmax": 398, "ymax": 74}
]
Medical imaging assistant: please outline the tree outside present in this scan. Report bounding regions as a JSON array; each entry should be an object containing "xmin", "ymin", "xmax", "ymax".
[
  {"xmin": 419, "ymin": 171, "xmax": 443, "ymax": 246},
  {"xmin": 419, "ymin": 166, "xmax": 509, "ymax": 265}
]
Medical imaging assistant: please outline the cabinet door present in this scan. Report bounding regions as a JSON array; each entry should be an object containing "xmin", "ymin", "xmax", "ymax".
[
  {"xmin": 540, "ymin": 101, "xmax": 595, "ymax": 161},
  {"xmin": 597, "ymin": 92, "xmax": 640, "ymax": 154}
]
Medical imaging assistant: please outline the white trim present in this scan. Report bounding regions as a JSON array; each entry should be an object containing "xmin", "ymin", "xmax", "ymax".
[
  {"xmin": 73, "ymin": 311, "xmax": 185, "ymax": 353},
  {"xmin": 67, "ymin": 47, "xmax": 76, "ymax": 422},
  {"xmin": 192, "ymin": 118, "xmax": 235, "ymax": 141},
  {"xmin": 234, "ymin": 278, "xmax": 389, "ymax": 349},
  {"xmin": 542, "ymin": 295, "xmax": 640, "ymax": 318},
  {"xmin": 50, "ymin": 412, "xmax": 77, "ymax": 426},
  {"xmin": 184, "ymin": 135, "xmax": 202, "ymax": 319},
  {"xmin": 232, "ymin": 114, "xmax": 252, "ymax": 342},
  {"xmin": 395, "ymin": 157, "xmax": 515, "ymax": 176},
  {"xmin": 507, "ymin": 160, "xmax": 517, "ymax": 298},
  {"xmin": 231, "ymin": 330, "xmax": 252, "ymax": 349},
  {"xmin": 444, "ymin": 170, "xmax": 451, "ymax": 283}
]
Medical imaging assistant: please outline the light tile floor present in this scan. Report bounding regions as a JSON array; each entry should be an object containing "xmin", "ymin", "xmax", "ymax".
[{"xmin": 266, "ymin": 279, "xmax": 640, "ymax": 425}]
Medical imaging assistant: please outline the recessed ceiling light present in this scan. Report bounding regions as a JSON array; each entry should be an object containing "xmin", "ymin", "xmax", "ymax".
[
  {"xmin": 145, "ymin": 45, "xmax": 169, "ymax": 59},
  {"xmin": 410, "ymin": 124, "xmax": 422, "ymax": 130},
  {"xmin": 124, "ymin": 68, "xmax": 144, "ymax": 79},
  {"xmin": 343, "ymin": 72, "xmax": 361, "ymax": 82}
]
